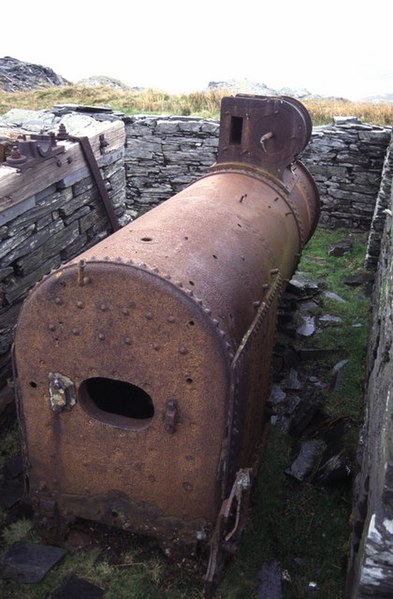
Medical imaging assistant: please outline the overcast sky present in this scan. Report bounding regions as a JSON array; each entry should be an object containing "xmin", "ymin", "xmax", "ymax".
[{"xmin": 1, "ymin": 0, "xmax": 392, "ymax": 100}]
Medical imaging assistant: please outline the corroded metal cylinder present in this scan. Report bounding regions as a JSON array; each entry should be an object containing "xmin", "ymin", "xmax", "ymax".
[{"xmin": 13, "ymin": 96, "xmax": 319, "ymax": 559}]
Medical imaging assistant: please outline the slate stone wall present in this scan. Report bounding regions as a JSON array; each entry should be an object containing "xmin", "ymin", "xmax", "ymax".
[
  {"xmin": 0, "ymin": 144, "xmax": 127, "ymax": 384},
  {"xmin": 123, "ymin": 115, "xmax": 392, "ymax": 235},
  {"xmin": 123, "ymin": 115, "xmax": 219, "ymax": 217},
  {"xmin": 346, "ymin": 191, "xmax": 393, "ymax": 598}
]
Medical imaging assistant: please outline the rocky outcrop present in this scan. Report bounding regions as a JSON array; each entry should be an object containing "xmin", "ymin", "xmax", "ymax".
[
  {"xmin": 0, "ymin": 56, "xmax": 68, "ymax": 92},
  {"xmin": 207, "ymin": 78, "xmax": 319, "ymax": 100},
  {"xmin": 76, "ymin": 76, "xmax": 134, "ymax": 91}
]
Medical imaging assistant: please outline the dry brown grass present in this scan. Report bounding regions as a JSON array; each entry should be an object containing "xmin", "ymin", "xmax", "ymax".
[{"xmin": 0, "ymin": 85, "xmax": 392, "ymax": 126}]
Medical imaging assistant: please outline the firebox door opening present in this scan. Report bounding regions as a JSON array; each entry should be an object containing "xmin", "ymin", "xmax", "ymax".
[{"xmin": 79, "ymin": 377, "xmax": 154, "ymax": 429}]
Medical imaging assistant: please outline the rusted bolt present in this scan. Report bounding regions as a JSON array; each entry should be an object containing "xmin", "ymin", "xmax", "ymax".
[
  {"xmin": 77, "ymin": 260, "xmax": 85, "ymax": 286},
  {"xmin": 99, "ymin": 134, "xmax": 109, "ymax": 154},
  {"xmin": 98, "ymin": 333, "xmax": 105, "ymax": 341},
  {"xmin": 10, "ymin": 146, "xmax": 21, "ymax": 159},
  {"xmin": 57, "ymin": 123, "xmax": 69, "ymax": 141},
  {"xmin": 165, "ymin": 399, "xmax": 178, "ymax": 434}
]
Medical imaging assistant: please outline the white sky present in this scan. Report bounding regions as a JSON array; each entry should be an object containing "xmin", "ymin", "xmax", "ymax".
[{"xmin": 1, "ymin": 0, "xmax": 392, "ymax": 100}]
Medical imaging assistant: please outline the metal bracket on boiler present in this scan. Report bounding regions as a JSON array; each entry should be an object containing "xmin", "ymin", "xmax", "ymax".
[{"xmin": 203, "ymin": 468, "xmax": 253, "ymax": 598}]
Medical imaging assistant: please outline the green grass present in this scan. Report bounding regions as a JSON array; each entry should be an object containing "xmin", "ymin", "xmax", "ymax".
[{"xmin": 0, "ymin": 228, "xmax": 369, "ymax": 598}]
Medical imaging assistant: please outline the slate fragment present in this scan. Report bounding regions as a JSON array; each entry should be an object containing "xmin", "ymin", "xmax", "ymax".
[
  {"xmin": 0, "ymin": 541, "xmax": 66, "ymax": 583},
  {"xmin": 258, "ymin": 560, "xmax": 282, "ymax": 599},
  {"xmin": 46, "ymin": 574, "xmax": 105, "ymax": 599}
]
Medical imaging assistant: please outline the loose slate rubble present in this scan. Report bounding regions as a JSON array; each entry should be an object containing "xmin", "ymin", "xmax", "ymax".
[
  {"xmin": 46, "ymin": 574, "xmax": 105, "ymax": 599},
  {"xmin": 328, "ymin": 238, "xmax": 353, "ymax": 256},
  {"xmin": 0, "ymin": 542, "xmax": 66, "ymax": 583},
  {"xmin": 285, "ymin": 440, "xmax": 322, "ymax": 481},
  {"xmin": 270, "ymin": 272, "xmax": 354, "ymax": 488}
]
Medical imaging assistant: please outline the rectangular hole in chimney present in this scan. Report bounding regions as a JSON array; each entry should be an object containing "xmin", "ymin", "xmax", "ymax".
[{"xmin": 229, "ymin": 116, "xmax": 243, "ymax": 145}]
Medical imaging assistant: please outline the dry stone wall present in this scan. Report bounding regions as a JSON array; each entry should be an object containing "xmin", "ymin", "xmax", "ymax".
[
  {"xmin": 300, "ymin": 120, "xmax": 392, "ymax": 231},
  {"xmin": 123, "ymin": 115, "xmax": 219, "ymax": 217},
  {"xmin": 346, "ymin": 191, "xmax": 393, "ymax": 598},
  {"xmin": 0, "ymin": 116, "xmax": 128, "ymax": 384},
  {"xmin": 123, "ymin": 115, "xmax": 392, "ymax": 236}
]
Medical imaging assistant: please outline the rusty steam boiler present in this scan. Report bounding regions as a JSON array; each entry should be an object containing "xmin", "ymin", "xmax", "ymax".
[{"xmin": 13, "ymin": 95, "xmax": 319, "ymax": 591}]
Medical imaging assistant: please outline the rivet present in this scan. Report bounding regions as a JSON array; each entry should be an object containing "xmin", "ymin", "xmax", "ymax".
[
  {"xmin": 99, "ymin": 303, "xmax": 108, "ymax": 311},
  {"xmin": 212, "ymin": 319, "xmax": 219, "ymax": 327},
  {"xmin": 153, "ymin": 343, "xmax": 160, "ymax": 351},
  {"xmin": 98, "ymin": 332, "xmax": 105, "ymax": 340},
  {"xmin": 55, "ymin": 297, "xmax": 63, "ymax": 305},
  {"xmin": 48, "ymin": 323, "xmax": 56, "ymax": 331},
  {"xmin": 72, "ymin": 328, "xmax": 80, "ymax": 336},
  {"xmin": 76, "ymin": 300, "xmax": 84, "ymax": 309},
  {"xmin": 253, "ymin": 301, "xmax": 261, "ymax": 308},
  {"xmin": 204, "ymin": 308, "xmax": 211, "ymax": 315},
  {"xmin": 179, "ymin": 346, "xmax": 188, "ymax": 355},
  {"xmin": 145, "ymin": 312, "xmax": 153, "ymax": 320},
  {"xmin": 262, "ymin": 283, "xmax": 269, "ymax": 290},
  {"xmin": 140, "ymin": 262, "xmax": 147, "ymax": 269},
  {"xmin": 124, "ymin": 337, "xmax": 131, "ymax": 345},
  {"xmin": 167, "ymin": 316, "xmax": 175, "ymax": 323},
  {"xmin": 122, "ymin": 308, "xmax": 129, "ymax": 315},
  {"xmin": 83, "ymin": 276, "xmax": 91, "ymax": 285},
  {"xmin": 182, "ymin": 482, "xmax": 193, "ymax": 493},
  {"xmin": 271, "ymin": 268, "xmax": 279, "ymax": 275}
]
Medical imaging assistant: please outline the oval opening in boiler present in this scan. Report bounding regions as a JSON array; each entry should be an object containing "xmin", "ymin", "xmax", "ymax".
[{"xmin": 79, "ymin": 377, "xmax": 154, "ymax": 429}]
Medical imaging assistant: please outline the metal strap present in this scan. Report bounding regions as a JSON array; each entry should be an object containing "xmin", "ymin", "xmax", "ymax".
[{"xmin": 70, "ymin": 135, "xmax": 120, "ymax": 233}]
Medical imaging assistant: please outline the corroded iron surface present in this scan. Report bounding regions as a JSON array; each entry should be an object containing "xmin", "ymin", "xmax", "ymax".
[{"xmin": 13, "ymin": 96, "xmax": 320, "ymax": 588}]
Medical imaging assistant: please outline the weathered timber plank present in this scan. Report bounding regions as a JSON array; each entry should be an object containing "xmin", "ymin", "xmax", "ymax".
[{"xmin": 0, "ymin": 120, "xmax": 125, "ymax": 207}]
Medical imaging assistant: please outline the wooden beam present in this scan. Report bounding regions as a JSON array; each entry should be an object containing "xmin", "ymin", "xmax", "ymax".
[{"xmin": 0, "ymin": 120, "xmax": 125, "ymax": 208}]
